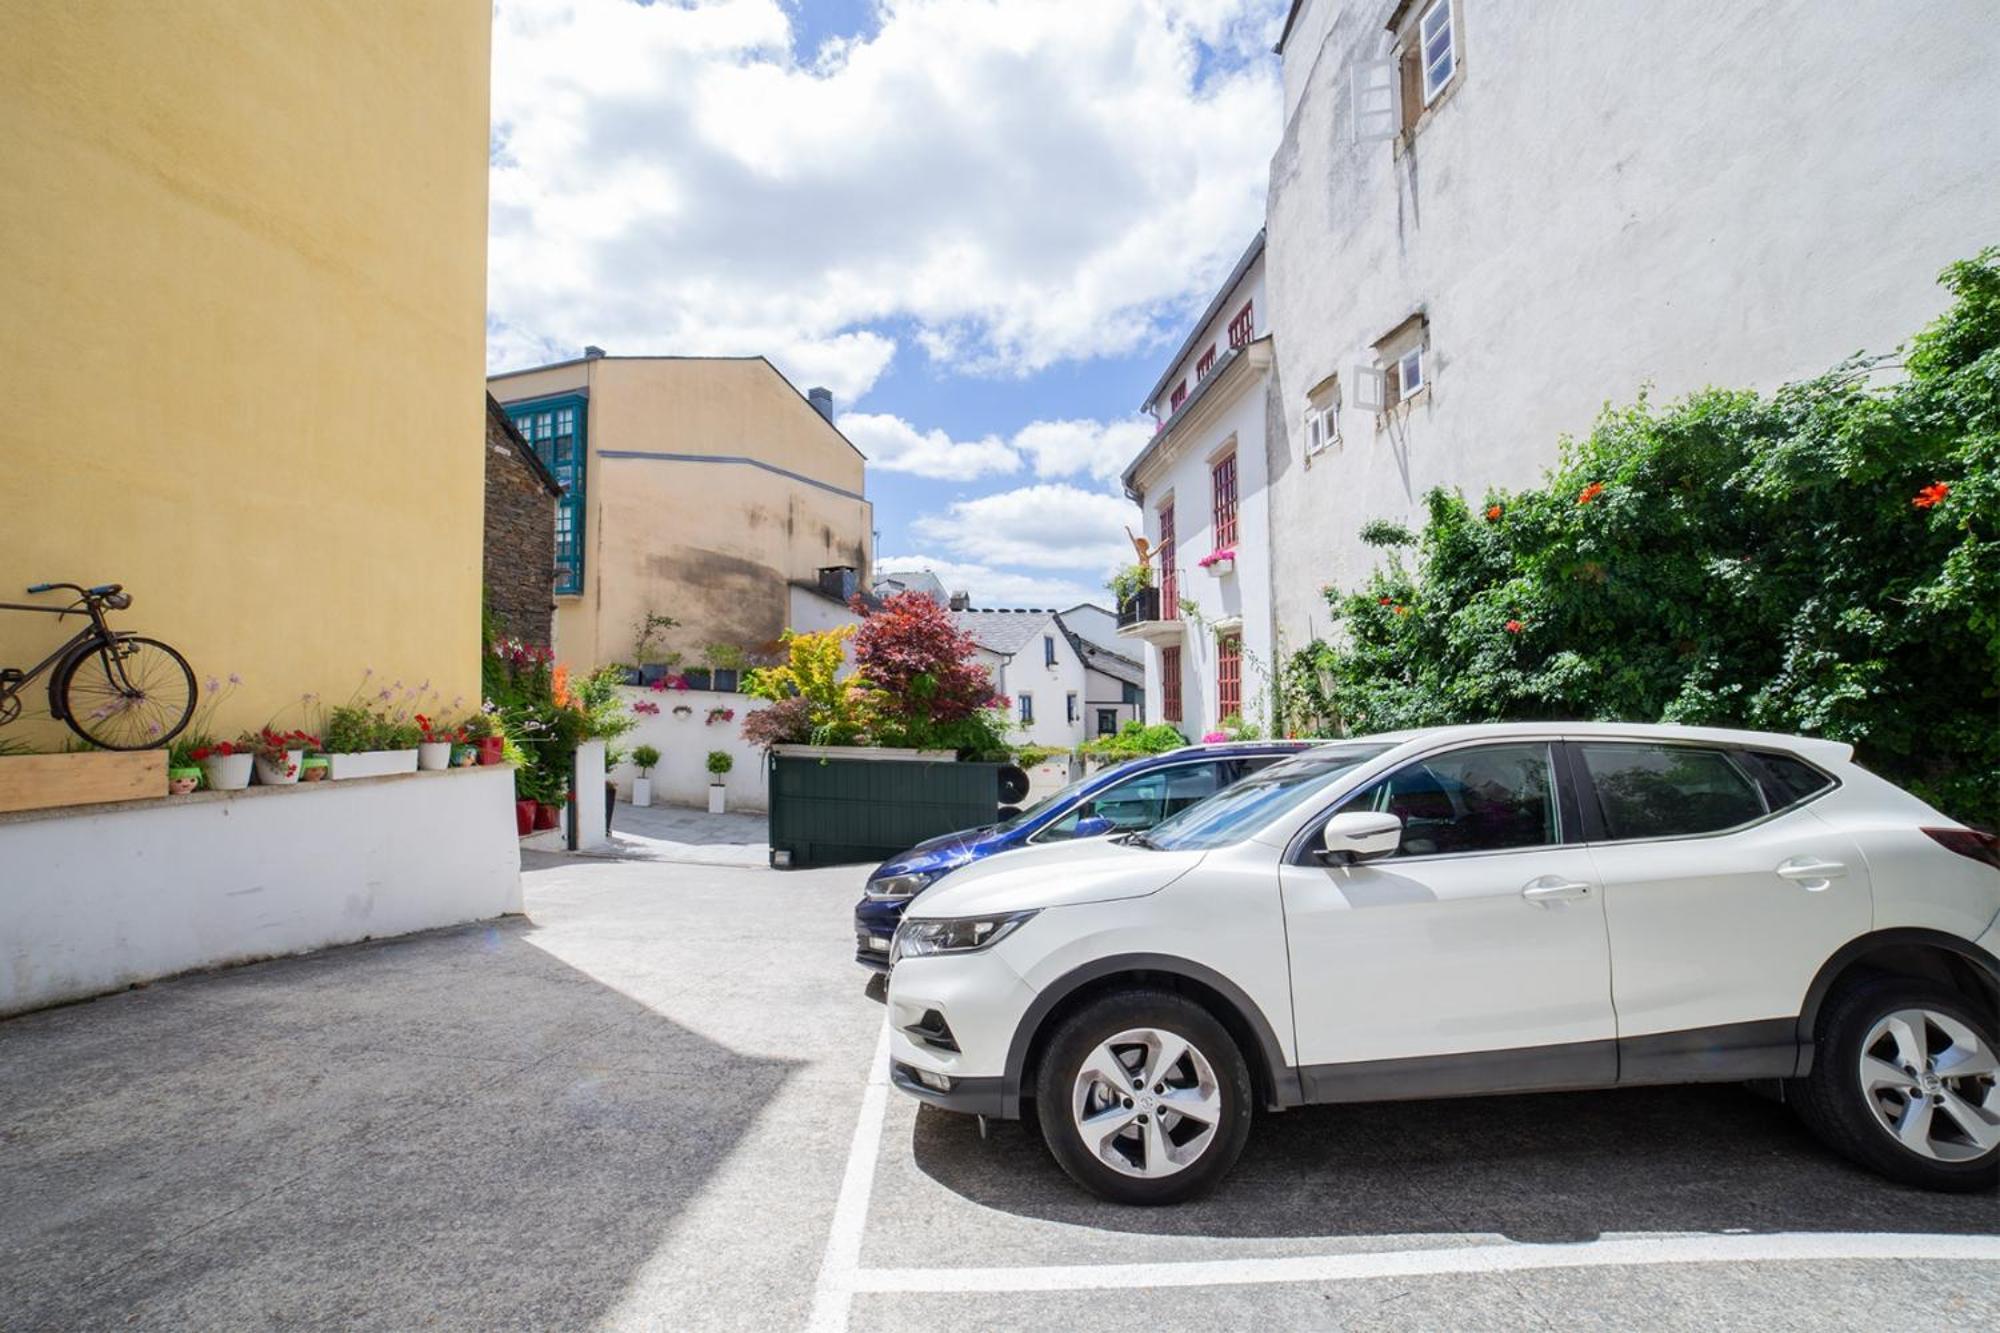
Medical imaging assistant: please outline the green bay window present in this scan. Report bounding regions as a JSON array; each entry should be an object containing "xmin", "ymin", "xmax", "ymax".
[{"xmin": 504, "ymin": 393, "xmax": 587, "ymax": 595}]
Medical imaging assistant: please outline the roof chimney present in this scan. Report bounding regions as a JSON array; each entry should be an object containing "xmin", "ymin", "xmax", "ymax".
[
  {"xmin": 808, "ymin": 386, "xmax": 834, "ymax": 422},
  {"xmin": 949, "ymin": 591, "xmax": 971, "ymax": 611},
  {"xmin": 584, "ymin": 344, "xmax": 606, "ymax": 359}
]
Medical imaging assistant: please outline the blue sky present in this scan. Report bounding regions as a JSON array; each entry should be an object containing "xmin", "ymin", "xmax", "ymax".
[{"xmin": 487, "ymin": 0, "xmax": 1287, "ymax": 606}]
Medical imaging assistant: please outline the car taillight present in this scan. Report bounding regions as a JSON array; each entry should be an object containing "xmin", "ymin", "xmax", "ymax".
[{"xmin": 1923, "ymin": 827, "xmax": 2000, "ymax": 871}]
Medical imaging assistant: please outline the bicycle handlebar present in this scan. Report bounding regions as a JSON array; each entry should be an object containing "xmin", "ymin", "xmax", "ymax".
[{"xmin": 23, "ymin": 582, "xmax": 122, "ymax": 599}]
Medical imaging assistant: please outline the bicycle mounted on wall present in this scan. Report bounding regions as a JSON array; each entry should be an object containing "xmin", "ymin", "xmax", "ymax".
[{"xmin": 0, "ymin": 583, "xmax": 196, "ymax": 749}]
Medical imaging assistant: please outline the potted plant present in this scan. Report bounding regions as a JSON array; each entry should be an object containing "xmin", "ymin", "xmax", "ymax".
[
  {"xmin": 706, "ymin": 749, "xmax": 732, "ymax": 814},
  {"xmin": 416, "ymin": 714, "xmax": 465, "ymax": 771},
  {"xmin": 450, "ymin": 741, "xmax": 478, "ymax": 767},
  {"xmin": 705, "ymin": 706, "xmax": 735, "ymax": 727},
  {"xmin": 702, "ymin": 642, "xmax": 748, "ymax": 693},
  {"xmin": 323, "ymin": 704, "xmax": 421, "ymax": 779},
  {"xmin": 1198, "ymin": 547, "xmax": 1236, "ymax": 577},
  {"xmin": 192, "ymin": 739, "xmax": 253, "ymax": 791},
  {"xmin": 631, "ymin": 743, "xmax": 660, "ymax": 807},
  {"xmin": 249, "ymin": 727, "xmax": 317, "ymax": 785},
  {"xmin": 300, "ymin": 756, "xmax": 330, "ymax": 782},
  {"xmin": 464, "ymin": 709, "xmax": 507, "ymax": 766},
  {"xmin": 633, "ymin": 610, "xmax": 680, "ymax": 686},
  {"xmin": 165, "ymin": 735, "xmax": 204, "ymax": 794}
]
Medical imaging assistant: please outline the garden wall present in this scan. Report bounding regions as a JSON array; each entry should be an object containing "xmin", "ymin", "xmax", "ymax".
[
  {"xmin": 607, "ymin": 686, "xmax": 771, "ymax": 812},
  {"xmin": 0, "ymin": 765, "xmax": 520, "ymax": 1017}
]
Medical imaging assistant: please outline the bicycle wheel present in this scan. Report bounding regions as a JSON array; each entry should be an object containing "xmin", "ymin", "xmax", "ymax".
[{"xmin": 57, "ymin": 636, "xmax": 197, "ymax": 750}]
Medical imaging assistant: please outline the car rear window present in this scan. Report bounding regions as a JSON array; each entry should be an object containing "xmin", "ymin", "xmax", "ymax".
[
  {"xmin": 1748, "ymin": 750, "xmax": 1835, "ymax": 809},
  {"xmin": 1577, "ymin": 743, "xmax": 1768, "ymax": 841}
]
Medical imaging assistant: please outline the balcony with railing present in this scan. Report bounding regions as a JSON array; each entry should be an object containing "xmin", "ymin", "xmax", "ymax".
[{"xmin": 1115, "ymin": 575, "xmax": 1185, "ymax": 644}]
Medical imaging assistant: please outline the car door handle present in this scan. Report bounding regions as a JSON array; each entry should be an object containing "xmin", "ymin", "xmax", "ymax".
[
  {"xmin": 1521, "ymin": 877, "xmax": 1592, "ymax": 905},
  {"xmin": 1776, "ymin": 857, "xmax": 1847, "ymax": 890}
]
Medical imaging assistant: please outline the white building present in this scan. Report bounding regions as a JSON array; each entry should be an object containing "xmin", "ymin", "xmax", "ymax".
[
  {"xmin": 1118, "ymin": 231, "xmax": 1277, "ymax": 738},
  {"xmin": 1264, "ymin": 0, "xmax": 2000, "ymax": 645},
  {"xmin": 955, "ymin": 608, "xmax": 1144, "ymax": 748}
]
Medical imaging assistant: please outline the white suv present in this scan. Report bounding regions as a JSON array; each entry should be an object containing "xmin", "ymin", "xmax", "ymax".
[{"xmin": 884, "ymin": 723, "xmax": 2000, "ymax": 1204}]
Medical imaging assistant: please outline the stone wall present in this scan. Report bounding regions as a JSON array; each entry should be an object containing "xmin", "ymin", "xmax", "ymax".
[{"xmin": 484, "ymin": 403, "xmax": 558, "ymax": 648}]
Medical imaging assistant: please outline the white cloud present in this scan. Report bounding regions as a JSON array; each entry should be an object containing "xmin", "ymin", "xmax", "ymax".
[
  {"xmin": 836, "ymin": 412, "xmax": 1020, "ymax": 481},
  {"xmin": 912, "ymin": 483, "xmax": 1138, "ymax": 571},
  {"xmin": 1011, "ymin": 417, "xmax": 1158, "ymax": 485},
  {"xmin": 876, "ymin": 555, "xmax": 1104, "ymax": 610},
  {"xmin": 488, "ymin": 0, "xmax": 1284, "ymax": 394}
]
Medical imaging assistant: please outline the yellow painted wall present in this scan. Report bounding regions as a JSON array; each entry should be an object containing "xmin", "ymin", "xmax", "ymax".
[
  {"xmin": 0, "ymin": 2, "xmax": 492, "ymax": 746},
  {"xmin": 488, "ymin": 358, "xmax": 873, "ymax": 668}
]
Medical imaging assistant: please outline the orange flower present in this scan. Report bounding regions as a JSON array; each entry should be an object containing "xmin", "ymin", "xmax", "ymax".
[
  {"xmin": 551, "ymin": 664, "xmax": 572, "ymax": 708},
  {"xmin": 1485, "ymin": 504, "xmax": 1503, "ymax": 522},
  {"xmin": 1504, "ymin": 619, "xmax": 1523, "ymax": 634},
  {"xmin": 1912, "ymin": 481, "xmax": 1950, "ymax": 510},
  {"xmin": 1576, "ymin": 482, "xmax": 1605, "ymax": 506},
  {"xmin": 1393, "ymin": 604, "xmax": 1410, "ymax": 616}
]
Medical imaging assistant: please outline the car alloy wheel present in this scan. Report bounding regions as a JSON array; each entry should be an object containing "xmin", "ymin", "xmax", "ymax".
[
  {"xmin": 1070, "ymin": 1026, "xmax": 1223, "ymax": 1179},
  {"xmin": 1858, "ymin": 1007, "xmax": 2000, "ymax": 1163}
]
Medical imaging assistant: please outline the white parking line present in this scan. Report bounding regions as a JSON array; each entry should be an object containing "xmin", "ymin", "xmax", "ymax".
[
  {"xmin": 807, "ymin": 1022, "xmax": 892, "ymax": 1333},
  {"xmin": 852, "ymin": 1231, "xmax": 2000, "ymax": 1295}
]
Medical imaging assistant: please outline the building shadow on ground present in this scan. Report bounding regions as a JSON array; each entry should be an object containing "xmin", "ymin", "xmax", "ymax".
[
  {"xmin": 911, "ymin": 1082, "xmax": 1997, "ymax": 1242},
  {"xmin": 0, "ymin": 916, "xmax": 797, "ymax": 1329}
]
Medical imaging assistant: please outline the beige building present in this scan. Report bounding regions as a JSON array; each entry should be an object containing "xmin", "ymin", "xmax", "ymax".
[{"xmin": 486, "ymin": 353, "xmax": 873, "ymax": 669}]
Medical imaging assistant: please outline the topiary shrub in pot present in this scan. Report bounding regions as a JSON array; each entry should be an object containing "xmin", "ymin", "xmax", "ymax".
[
  {"xmin": 706, "ymin": 749, "xmax": 732, "ymax": 814},
  {"xmin": 631, "ymin": 743, "xmax": 660, "ymax": 807}
]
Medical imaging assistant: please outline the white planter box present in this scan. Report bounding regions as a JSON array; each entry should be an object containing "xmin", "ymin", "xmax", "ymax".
[
  {"xmin": 200, "ymin": 752, "xmax": 254, "ymax": 791},
  {"xmin": 1201, "ymin": 556, "xmax": 1236, "ymax": 577},
  {"xmin": 708, "ymin": 783, "xmax": 727, "ymax": 814},
  {"xmin": 328, "ymin": 749, "xmax": 419, "ymax": 781},
  {"xmin": 632, "ymin": 777, "xmax": 652, "ymax": 807},
  {"xmin": 417, "ymin": 741, "xmax": 453, "ymax": 771}
]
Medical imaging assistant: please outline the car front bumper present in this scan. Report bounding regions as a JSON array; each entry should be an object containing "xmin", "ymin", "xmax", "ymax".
[
  {"xmin": 853, "ymin": 894, "xmax": 907, "ymax": 971},
  {"xmin": 885, "ymin": 943, "xmax": 1039, "ymax": 1119}
]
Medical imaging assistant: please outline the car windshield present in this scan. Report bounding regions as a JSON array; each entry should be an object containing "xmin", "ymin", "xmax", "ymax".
[
  {"xmin": 990, "ymin": 760, "xmax": 1137, "ymax": 833},
  {"xmin": 1140, "ymin": 745, "xmax": 1393, "ymax": 851}
]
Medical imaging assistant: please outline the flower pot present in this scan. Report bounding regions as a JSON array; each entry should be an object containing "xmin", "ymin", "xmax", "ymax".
[
  {"xmin": 683, "ymin": 667, "xmax": 712, "ymax": 691},
  {"xmin": 167, "ymin": 767, "xmax": 202, "ymax": 796},
  {"xmin": 451, "ymin": 744, "xmax": 478, "ymax": 767},
  {"xmin": 709, "ymin": 668, "xmax": 739, "ymax": 693},
  {"xmin": 708, "ymin": 782, "xmax": 726, "ymax": 815},
  {"xmin": 534, "ymin": 801, "xmax": 561, "ymax": 831},
  {"xmin": 254, "ymin": 749, "xmax": 305, "ymax": 785},
  {"xmin": 622, "ymin": 666, "xmax": 645, "ymax": 686},
  {"xmin": 417, "ymin": 741, "xmax": 452, "ymax": 771},
  {"xmin": 515, "ymin": 799, "xmax": 536, "ymax": 837},
  {"xmin": 199, "ymin": 752, "xmax": 253, "ymax": 791},
  {"xmin": 301, "ymin": 758, "xmax": 329, "ymax": 783},
  {"xmin": 639, "ymin": 664, "xmax": 670, "ymax": 687},
  {"xmin": 1202, "ymin": 556, "xmax": 1235, "ymax": 577},
  {"xmin": 632, "ymin": 776, "xmax": 653, "ymax": 807},
  {"xmin": 477, "ymin": 735, "xmax": 506, "ymax": 766},
  {"xmin": 328, "ymin": 749, "xmax": 419, "ymax": 780}
]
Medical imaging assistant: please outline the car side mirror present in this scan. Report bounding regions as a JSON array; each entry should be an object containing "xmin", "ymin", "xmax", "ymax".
[
  {"xmin": 1315, "ymin": 811, "xmax": 1402, "ymax": 864},
  {"xmin": 1073, "ymin": 815, "xmax": 1115, "ymax": 839}
]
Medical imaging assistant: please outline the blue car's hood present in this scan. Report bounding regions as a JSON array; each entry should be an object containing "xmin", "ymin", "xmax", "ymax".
[{"xmin": 871, "ymin": 826, "xmax": 1004, "ymax": 880}]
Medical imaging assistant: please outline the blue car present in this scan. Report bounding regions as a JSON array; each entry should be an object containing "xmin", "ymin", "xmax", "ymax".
[{"xmin": 853, "ymin": 741, "xmax": 1315, "ymax": 970}]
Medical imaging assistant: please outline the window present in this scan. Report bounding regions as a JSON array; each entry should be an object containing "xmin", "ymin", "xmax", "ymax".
[
  {"xmin": 1210, "ymin": 453, "xmax": 1238, "ymax": 549},
  {"xmin": 1170, "ymin": 379, "xmax": 1189, "ymax": 413},
  {"xmin": 1217, "ymin": 634, "xmax": 1241, "ymax": 719},
  {"xmin": 1066, "ymin": 692, "xmax": 1078, "ymax": 724},
  {"xmin": 1356, "ymin": 316, "xmax": 1430, "ymax": 413},
  {"xmin": 1018, "ymin": 693, "xmax": 1035, "ymax": 725},
  {"xmin": 1337, "ymin": 742, "xmax": 1560, "ymax": 858},
  {"xmin": 505, "ymin": 394, "xmax": 587, "ymax": 595},
  {"xmin": 1161, "ymin": 646, "xmax": 1183, "ymax": 722},
  {"xmin": 1157, "ymin": 502, "xmax": 1178, "ymax": 621},
  {"xmin": 1041, "ymin": 762, "xmax": 1230, "ymax": 841},
  {"xmin": 1044, "ymin": 635, "xmax": 1057, "ymax": 667},
  {"xmin": 1417, "ymin": 0, "xmax": 1456, "ymax": 105},
  {"xmin": 1748, "ymin": 751, "xmax": 1836, "ymax": 809},
  {"xmin": 1121, "ymin": 681, "xmax": 1141, "ymax": 705},
  {"xmin": 1227, "ymin": 301, "xmax": 1254, "ymax": 349},
  {"xmin": 1097, "ymin": 708, "xmax": 1118, "ymax": 737},
  {"xmin": 1195, "ymin": 345, "xmax": 1217, "ymax": 381},
  {"xmin": 1393, "ymin": 345, "xmax": 1425, "ymax": 400},
  {"xmin": 1577, "ymin": 744, "xmax": 1769, "ymax": 842},
  {"xmin": 1304, "ymin": 376, "xmax": 1342, "ymax": 458}
]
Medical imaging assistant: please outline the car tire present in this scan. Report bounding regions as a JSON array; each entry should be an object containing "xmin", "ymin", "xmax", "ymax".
[
  {"xmin": 1789, "ymin": 974, "xmax": 1999, "ymax": 1192},
  {"xmin": 1033, "ymin": 988, "xmax": 1253, "ymax": 1205}
]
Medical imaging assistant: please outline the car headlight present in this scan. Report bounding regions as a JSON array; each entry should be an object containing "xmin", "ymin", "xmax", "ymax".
[
  {"xmin": 891, "ymin": 910, "xmax": 1039, "ymax": 961},
  {"xmin": 865, "ymin": 869, "xmax": 943, "ymax": 900}
]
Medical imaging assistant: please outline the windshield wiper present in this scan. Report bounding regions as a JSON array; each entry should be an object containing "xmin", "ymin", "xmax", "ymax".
[{"xmin": 1122, "ymin": 830, "xmax": 1161, "ymax": 850}]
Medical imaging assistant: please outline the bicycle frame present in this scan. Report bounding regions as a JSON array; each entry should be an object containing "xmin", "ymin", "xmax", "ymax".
[{"xmin": 0, "ymin": 598, "xmax": 123, "ymax": 720}]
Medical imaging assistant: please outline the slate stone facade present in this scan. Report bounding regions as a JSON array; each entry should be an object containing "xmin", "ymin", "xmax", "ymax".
[{"xmin": 483, "ymin": 394, "xmax": 561, "ymax": 649}]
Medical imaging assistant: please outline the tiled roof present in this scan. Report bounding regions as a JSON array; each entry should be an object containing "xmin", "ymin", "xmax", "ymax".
[{"xmin": 952, "ymin": 608, "xmax": 1058, "ymax": 656}]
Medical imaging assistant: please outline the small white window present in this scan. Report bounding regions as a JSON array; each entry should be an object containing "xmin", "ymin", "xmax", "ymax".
[
  {"xmin": 1397, "ymin": 346, "xmax": 1426, "ymax": 399},
  {"xmin": 1351, "ymin": 57, "xmax": 1400, "ymax": 143},
  {"xmin": 1304, "ymin": 376, "xmax": 1343, "ymax": 457},
  {"xmin": 1352, "ymin": 364, "xmax": 1387, "ymax": 413},
  {"xmin": 1419, "ymin": 1, "xmax": 1456, "ymax": 105}
]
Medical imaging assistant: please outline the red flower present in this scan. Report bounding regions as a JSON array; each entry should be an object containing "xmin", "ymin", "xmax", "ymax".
[
  {"xmin": 1912, "ymin": 481, "xmax": 1950, "ymax": 510},
  {"xmin": 1378, "ymin": 596, "xmax": 1393, "ymax": 606},
  {"xmin": 1505, "ymin": 619, "xmax": 1523, "ymax": 634},
  {"xmin": 1576, "ymin": 482, "xmax": 1605, "ymax": 506},
  {"xmin": 1485, "ymin": 504, "xmax": 1503, "ymax": 522},
  {"xmin": 191, "ymin": 747, "xmax": 211, "ymax": 761},
  {"xmin": 1393, "ymin": 605, "xmax": 1409, "ymax": 616}
]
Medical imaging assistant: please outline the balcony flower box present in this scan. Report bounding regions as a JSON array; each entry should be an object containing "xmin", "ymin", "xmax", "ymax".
[{"xmin": 1198, "ymin": 548, "xmax": 1236, "ymax": 578}]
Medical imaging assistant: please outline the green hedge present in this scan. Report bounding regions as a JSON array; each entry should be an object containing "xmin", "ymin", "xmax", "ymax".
[{"xmin": 1282, "ymin": 249, "xmax": 2000, "ymax": 827}]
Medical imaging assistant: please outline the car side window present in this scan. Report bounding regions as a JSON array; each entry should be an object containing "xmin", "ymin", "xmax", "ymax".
[
  {"xmin": 1039, "ymin": 762, "xmax": 1229, "ymax": 841},
  {"xmin": 1747, "ymin": 750, "xmax": 1835, "ymax": 810},
  {"xmin": 1577, "ymin": 743, "xmax": 1767, "ymax": 841},
  {"xmin": 1334, "ymin": 742, "xmax": 1559, "ymax": 858}
]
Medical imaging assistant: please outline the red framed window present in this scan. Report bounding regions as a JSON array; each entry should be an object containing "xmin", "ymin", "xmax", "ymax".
[
  {"xmin": 1195, "ymin": 344, "xmax": 1217, "ymax": 381},
  {"xmin": 1227, "ymin": 301, "xmax": 1254, "ymax": 349},
  {"xmin": 1211, "ymin": 453, "xmax": 1238, "ymax": 550},
  {"xmin": 1217, "ymin": 635, "xmax": 1241, "ymax": 719},
  {"xmin": 1161, "ymin": 646, "xmax": 1183, "ymax": 722},
  {"xmin": 1169, "ymin": 379, "xmax": 1189, "ymax": 413},
  {"xmin": 1158, "ymin": 502, "xmax": 1177, "ymax": 621}
]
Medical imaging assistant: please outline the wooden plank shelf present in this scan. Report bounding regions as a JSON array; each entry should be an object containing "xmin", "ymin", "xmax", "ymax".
[{"xmin": 0, "ymin": 751, "xmax": 167, "ymax": 815}]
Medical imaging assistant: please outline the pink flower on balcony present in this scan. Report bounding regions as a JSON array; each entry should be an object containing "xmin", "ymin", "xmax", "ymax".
[{"xmin": 1196, "ymin": 547, "xmax": 1237, "ymax": 570}]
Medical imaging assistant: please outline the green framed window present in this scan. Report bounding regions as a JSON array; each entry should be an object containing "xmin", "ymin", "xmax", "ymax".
[{"xmin": 504, "ymin": 393, "xmax": 586, "ymax": 595}]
